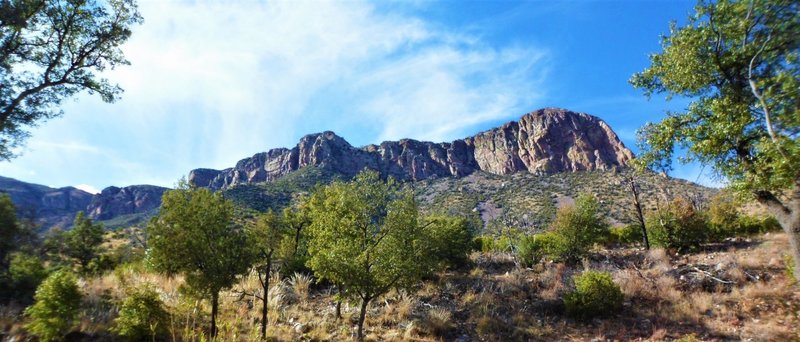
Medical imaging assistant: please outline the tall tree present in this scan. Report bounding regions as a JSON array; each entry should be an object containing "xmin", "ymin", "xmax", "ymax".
[
  {"xmin": 305, "ymin": 170, "xmax": 431, "ymax": 340},
  {"xmin": 63, "ymin": 211, "xmax": 103, "ymax": 273},
  {"xmin": 147, "ymin": 183, "xmax": 250, "ymax": 338},
  {"xmin": 631, "ymin": 0, "xmax": 800, "ymax": 280},
  {"xmin": 0, "ymin": 0, "xmax": 142, "ymax": 159},
  {"xmin": 247, "ymin": 209, "xmax": 288, "ymax": 339}
]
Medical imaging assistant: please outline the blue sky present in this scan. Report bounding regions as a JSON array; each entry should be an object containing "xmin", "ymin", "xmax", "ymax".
[{"xmin": 0, "ymin": 0, "xmax": 717, "ymax": 193}]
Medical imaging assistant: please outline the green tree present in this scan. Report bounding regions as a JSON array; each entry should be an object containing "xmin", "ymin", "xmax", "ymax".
[
  {"xmin": 147, "ymin": 183, "xmax": 250, "ymax": 338},
  {"xmin": 548, "ymin": 194, "xmax": 608, "ymax": 264},
  {"xmin": 247, "ymin": 209, "xmax": 288, "ymax": 339},
  {"xmin": 64, "ymin": 211, "xmax": 104, "ymax": 273},
  {"xmin": 422, "ymin": 215, "xmax": 473, "ymax": 269},
  {"xmin": 7, "ymin": 251, "xmax": 48, "ymax": 302},
  {"xmin": 0, "ymin": 193, "xmax": 19, "ymax": 266},
  {"xmin": 305, "ymin": 170, "xmax": 431, "ymax": 340},
  {"xmin": 631, "ymin": 0, "xmax": 800, "ymax": 280},
  {"xmin": 111, "ymin": 284, "xmax": 169, "ymax": 341},
  {"xmin": 24, "ymin": 270, "xmax": 82, "ymax": 341},
  {"xmin": 0, "ymin": 0, "xmax": 142, "ymax": 159}
]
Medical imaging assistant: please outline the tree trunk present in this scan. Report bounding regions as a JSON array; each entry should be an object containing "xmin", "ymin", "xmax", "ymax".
[
  {"xmin": 786, "ymin": 215, "xmax": 800, "ymax": 283},
  {"xmin": 261, "ymin": 257, "xmax": 271, "ymax": 339},
  {"xmin": 357, "ymin": 296, "xmax": 370, "ymax": 341},
  {"xmin": 211, "ymin": 291, "xmax": 219, "ymax": 338},
  {"xmin": 335, "ymin": 284, "xmax": 344, "ymax": 319},
  {"xmin": 629, "ymin": 176, "xmax": 650, "ymax": 249},
  {"xmin": 758, "ymin": 186, "xmax": 800, "ymax": 283}
]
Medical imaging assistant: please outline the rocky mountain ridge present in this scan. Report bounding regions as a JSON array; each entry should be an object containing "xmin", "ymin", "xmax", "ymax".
[
  {"xmin": 0, "ymin": 176, "xmax": 167, "ymax": 230},
  {"xmin": 189, "ymin": 108, "xmax": 634, "ymax": 190}
]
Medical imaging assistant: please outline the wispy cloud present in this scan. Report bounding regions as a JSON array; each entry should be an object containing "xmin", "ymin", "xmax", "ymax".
[{"xmin": 0, "ymin": 0, "xmax": 550, "ymax": 189}]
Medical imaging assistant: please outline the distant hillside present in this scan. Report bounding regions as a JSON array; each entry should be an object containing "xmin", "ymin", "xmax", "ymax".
[
  {"xmin": 0, "ymin": 108, "xmax": 716, "ymax": 231},
  {"xmin": 0, "ymin": 176, "xmax": 94, "ymax": 229},
  {"xmin": 0, "ymin": 176, "xmax": 167, "ymax": 230}
]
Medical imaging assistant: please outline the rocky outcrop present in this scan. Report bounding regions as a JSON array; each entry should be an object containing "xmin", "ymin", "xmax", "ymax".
[
  {"xmin": 0, "ymin": 176, "xmax": 94, "ymax": 229},
  {"xmin": 0, "ymin": 176, "xmax": 168, "ymax": 230},
  {"xmin": 86, "ymin": 185, "xmax": 168, "ymax": 221},
  {"xmin": 190, "ymin": 108, "xmax": 634, "ymax": 190},
  {"xmin": 467, "ymin": 108, "xmax": 634, "ymax": 174}
]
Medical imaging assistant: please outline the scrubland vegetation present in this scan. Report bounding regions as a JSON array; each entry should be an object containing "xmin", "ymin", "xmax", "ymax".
[{"xmin": 1, "ymin": 168, "xmax": 797, "ymax": 341}]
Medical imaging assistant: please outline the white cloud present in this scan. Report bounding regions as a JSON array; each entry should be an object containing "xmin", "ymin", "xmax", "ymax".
[
  {"xmin": 0, "ymin": 0, "xmax": 549, "ymax": 189},
  {"xmin": 74, "ymin": 184, "xmax": 101, "ymax": 194}
]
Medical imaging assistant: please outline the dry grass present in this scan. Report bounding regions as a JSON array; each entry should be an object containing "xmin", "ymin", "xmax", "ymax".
[{"xmin": 2, "ymin": 232, "xmax": 799, "ymax": 341}]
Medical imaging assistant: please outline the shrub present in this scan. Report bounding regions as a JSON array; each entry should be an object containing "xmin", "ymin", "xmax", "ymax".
[
  {"xmin": 7, "ymin": 252, "xmax": 48, "ymax": 302},
  {"xmin": 517, "ymin": 232, "xmax": 559, "ymax": 267},
  {"xmin": 564, "ymin": 271, "xmax": 623, "ymax": 320},
  {"xmin": 606, "ymin": 224, "xmax": 644, "ymax": 245},
  {"xmin": 24, "ymin": 270, "xmax": 83, "ymax": 341},
  {"xmin": 548, "ymin": 194, "xmax": 608, "ymax": 263},
  {"xmin": 111, "ymin": 284, "xmax": 170, "ymax": 341},
  {"xmin": 646, "ymin": 198, "xmax": 708, "ymax": 251},
  {"xmin": 424, "ymin": 215, "xmax": 473, "ymax": 269}
]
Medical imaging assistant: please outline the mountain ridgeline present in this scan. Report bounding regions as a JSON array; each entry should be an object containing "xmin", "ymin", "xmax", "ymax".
[
  {"xmin": 0, "ymin": 176, "xmax": 167, "ymax": 230},
  {"xmin": 1, "ymin": 108, "xmax": 713, "ymax": 231},
  {"xmin": 189, "ymin": 108, "xmax": 635, "ymax": 190}
]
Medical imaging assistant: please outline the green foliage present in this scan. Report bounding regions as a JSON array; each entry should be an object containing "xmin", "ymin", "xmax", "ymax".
[
  {"xmin": 548, "ymin": 194, "xmax": 608, "ymax": 264},
  {"xmin": 64, "ymin": 211, "xmax": 105, "ymax": 273},
  {"xmin": 422, "ymin": 215, "xmax": 474, "ymax": 269},
  {"xmin": 631, "ymin": 0, "xmax": 800, "ymax": 193},
  {"xmin": 148, "ymin": 183, "xmax": 250, "ymax": 336},
  {"xmin": 516, "ymin": 232, "xmax": 559, "ymax": 267},
  {"xmin": 223, "ymin": 166, "xmax": 342, "ymax": 213},
  {"xmin": 564, "ymin": 271, "xmax": 623, "ymax": 320},
  {"xmin": 111, "ymin": 284, "xmax": 170, "ymax": 341},
  {"xmin": 646, "ymin": 198, "xmax": 708, "ymax": 251},
  {"xmin": 0, "ymin": 194, "xmax": 19, "ymax": 265},
  {"xmin": 6, "ymin": 251, "xmax": 48, "ymax": 302},
  {"xmin": 0, "ymin": 0, "xmax": 143, "ymax": 160},
  {"xmin": 606, "ymin": 224, "xmax": 644, "ymax": 245},
  {"xmin": 305, "ymin": 170, "xmax": 433, "ymax": 339},
  {"xmin": 24, "ymin": 271, "xmax": 83, "ymax": 341},
  {"xmin": 785, "ymin": 254, "xmax": 796, "ymax": 283}
]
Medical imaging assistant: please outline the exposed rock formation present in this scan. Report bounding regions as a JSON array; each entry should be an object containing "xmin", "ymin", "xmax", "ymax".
[
  {"xmin": 0, "ymin": 176, "xmax": 167, "ymax": 230},
  {"xmin": 86, "ymin": 185, "xmax": 168, "ymax": 221},
  {"xmin": 190, "ymin": 108, "xmax": 634, "ymax": 190},
  {"xmin": 0, "ymin": 176, "xmax": 93, "ymax": 229}
]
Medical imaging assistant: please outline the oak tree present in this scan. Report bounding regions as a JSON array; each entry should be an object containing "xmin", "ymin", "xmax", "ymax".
[
  {"xmin": 147, "ymin": 183, "xmax": 250, "ymax": 337},
  {"xmin": 631, "ymin": 0, "xmax": 800, "ymax": 280}
]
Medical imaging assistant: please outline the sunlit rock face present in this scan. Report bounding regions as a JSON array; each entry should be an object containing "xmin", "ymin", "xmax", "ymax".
[{"xmin": 189, "ymin": 108, "xmax": 634, "ymax": 190}]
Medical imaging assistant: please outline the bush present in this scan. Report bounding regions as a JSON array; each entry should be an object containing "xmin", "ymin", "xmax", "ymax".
[
  {"xmin": 25, "ymin": 270, "xmax": 83, "ymax": 341},
  {"xmin": 517, "ymin": 232, "xmax": 559, "ymax": 267},
  {"xmin": 564, "ymin": 271, "xmax": 623, "ymax": 320},
  {"xmin": 7, "ymin": 252, "xmax": 48, "ymax": 303},
  {"xmin": 606, "ymin": 224, "xmax": 644, "ymax": 245},
  {"xmin": 548, "ymin": 194, "xmax": 608, "ymax": 264},
  {"xmin": 646, "ymin": 198, "xmax": 708, "ymax": 251},
  {"xmin": 112, "ymin": 284, "xmax": 170, "ymax": 341},
  {"xmin": 424, "ymin": 215, "xmax": 474, "ymax": 269}
]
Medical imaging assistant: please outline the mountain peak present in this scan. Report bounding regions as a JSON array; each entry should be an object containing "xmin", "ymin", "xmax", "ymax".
[{"xmin": 189, "ymin": 108, "xmax": 634, "ymax": 190}]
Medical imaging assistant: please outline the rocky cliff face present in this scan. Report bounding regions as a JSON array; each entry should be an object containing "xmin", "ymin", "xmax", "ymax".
[
  {"xmin": 0, "ymin": 176, "xmax": 94, "ymax": 229},
  {"xmin": 86, "ymin": 185, "xmax": 168, "ymax": 221},
  {"xmin": 190, "ymin": 108, "xmax": 634, "ymax": 190},
  {"xmin": 0, "ymin": 176, "xmax": 168, "ymax": 230}
]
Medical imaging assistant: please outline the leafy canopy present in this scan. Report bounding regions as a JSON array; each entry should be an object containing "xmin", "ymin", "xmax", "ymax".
[
  {"xmin": 147, "ymin": 184, "xmax": 250, "ymax": 298},
  {"xmin": 64, "ymin": 211, "xmax": 104, "ymax": 273},
  {"xmin": 24, "ymin": 270, "xmax": 82, "ymax": 341},
  {"xmin": 0, "ymin": 0, "xmax": 142, "ymax": 159},
  {"xmin": 306, "ymin": 170, "xmax": 431, "ymax": 300},
  {"xmin": 631, "ymin": 0, "xmax": 800, "ymax": 194}
]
